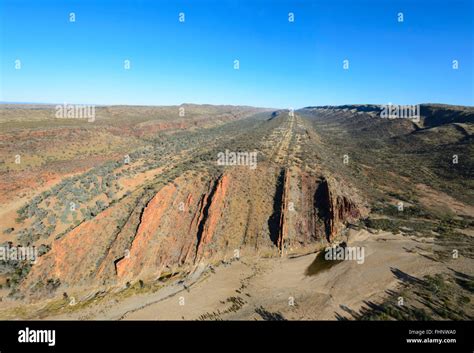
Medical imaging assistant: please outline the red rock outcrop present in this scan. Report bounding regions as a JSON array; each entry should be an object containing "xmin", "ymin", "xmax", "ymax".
[
  {"xmin": 20, "ymin": 198, "xmax": 137, "ymax": 294},
  {"xmin": 114, "ymin": 173, "xmax": 231, "ymax": 283},
  {"xmin": 314, "ymin": 177, "xmax": 365, "ymax": 242},
  {"xmin": 19, "ymin": 166, "xmax": 366, "ymax": 297},
  {"xmin": 194, "ymin": 175, "xmax": 230, "ymax": 261},
  {"xmin": 116, "ymin": 183, "xmax": 178, "ymax": 281}
]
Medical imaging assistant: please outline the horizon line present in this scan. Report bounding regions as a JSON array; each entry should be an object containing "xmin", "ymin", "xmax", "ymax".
[{"xmin": 1, "ymin": 101, "xmax": 473, "ymax": 109}]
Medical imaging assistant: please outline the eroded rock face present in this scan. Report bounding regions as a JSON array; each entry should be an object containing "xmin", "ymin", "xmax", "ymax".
[
  {"xmin": 272, "ymin": 171, "xmax": 366, "ymax": 254},
  {"xmin": 20, "ymin": 167, "xmax": 366, "ymax": 297},
  {"xmin": 115, "ymin": 174, "xmax": 230, "ymax": 282},
  {"xmin": 277, "ymin": 169, "xmax": 291, "ymax": 253},
  {"xmin": 314, "ymin": 177, "xmax": 364, "ymax": 242},
  {"xmin": 21, "ymin": 173, "xmax": 225, "ymax": 293},
  {"xmin": 20, "ymin": 198, "xmax": 137, "ymax": 295},
  {"xmin": 194, "ymin": 174, "xmax": 230, "ymax": 261},
  {"xmin": 115, "ymin": 183, "xmax": 178, "ymax": 281}
]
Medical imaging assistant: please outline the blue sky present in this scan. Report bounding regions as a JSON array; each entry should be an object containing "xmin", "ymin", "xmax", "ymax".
[{"xmin": 0, "ymin": 0, "xmax": 472, "ymax": 108}]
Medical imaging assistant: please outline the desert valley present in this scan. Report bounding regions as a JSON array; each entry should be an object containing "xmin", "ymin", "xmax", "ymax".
[{"xmin": 0, "ymin": 103, "xmax": 472, "ymax": 320}]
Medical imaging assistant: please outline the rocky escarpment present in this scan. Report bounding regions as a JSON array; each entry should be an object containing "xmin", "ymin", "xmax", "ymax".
[
  {"xmin": 19, "ymin": 164, "xmax": 366, "ymax": 297},
  {"xmin": 271, "ymin": 170, "xmax": 367, "ymax": 254},
  {"xmin": 193, "ymin": 174, "xmax": 230, "ymax": 261},
  {"xmin": 314, "ymin": 177, "xmax": 363, "ymax": 241},
  {"xmin": 277, "ymin": 169, "xmax": 291, "ymax": 253},
  {"xmin": 115, "ymin": 173, "xmax": 230, "ymax": 282},
  {"xmin": 20, "ymin": 169, "xmax": 271, "ymax": 295}
]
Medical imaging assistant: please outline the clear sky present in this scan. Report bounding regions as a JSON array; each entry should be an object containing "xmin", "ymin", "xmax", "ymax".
[{"xmin": 0, "ymin": 0, "xmax": 472, "ymax": 108}]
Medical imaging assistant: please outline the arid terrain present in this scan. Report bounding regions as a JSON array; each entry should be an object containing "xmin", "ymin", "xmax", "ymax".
[{"xmin": 0, "ymin": 103, "xmax": 472, "ymax": 320}]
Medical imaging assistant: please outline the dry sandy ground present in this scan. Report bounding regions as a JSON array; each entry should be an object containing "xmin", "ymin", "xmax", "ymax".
[
  {"xmin": 34, "ymin": 228, "xmax": 469, "ymax": 321},
  {"xmin": 121, "ymin": 230, "xmax": 446, "ymax": 320}
]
